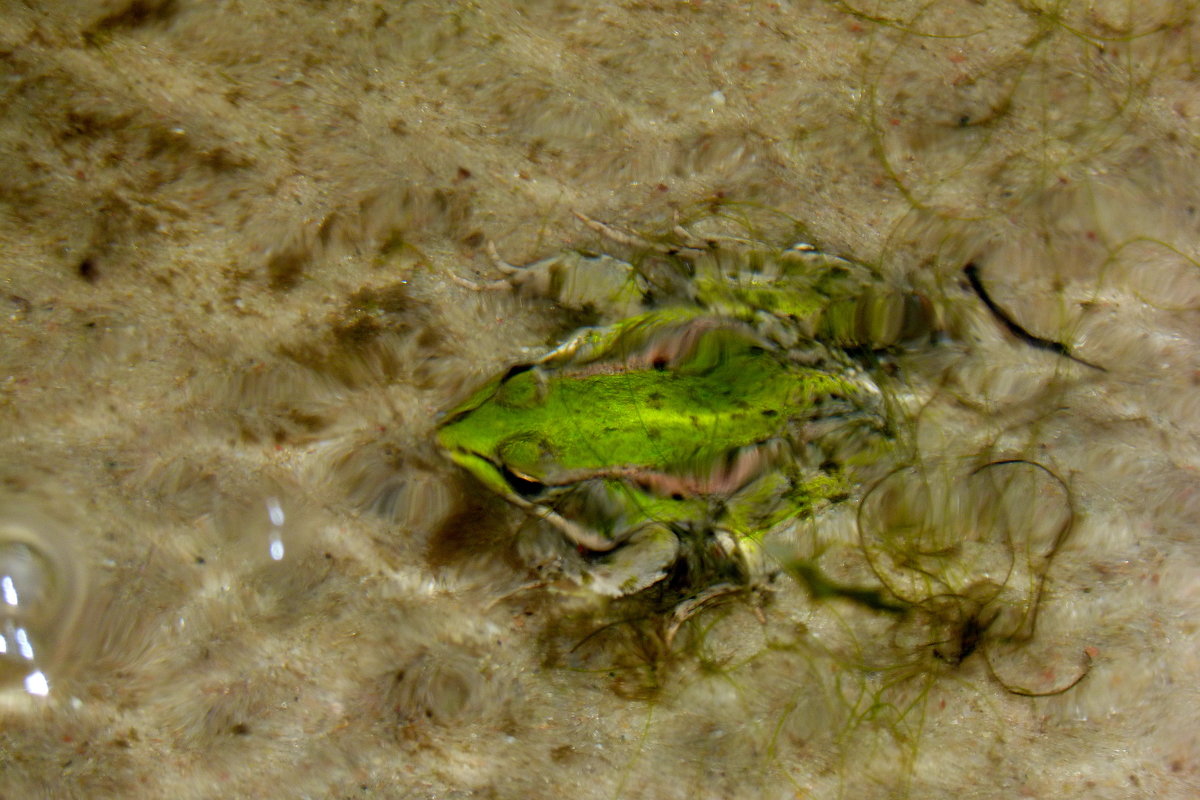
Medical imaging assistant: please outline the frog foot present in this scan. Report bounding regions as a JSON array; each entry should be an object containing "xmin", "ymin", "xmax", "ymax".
[
  {"xmin": 572, "ymin": 211, "xmax": 704, "ymax": 255},
  {"xmin": 663, "ymin": 582, "xmax": 754, "ymax": 647},
  {"xmin": 574, "ymin": 210, "xmax": 760, "ymax": 254},
  {"xmin": 453, "ymin": 238, "xmax": 650, "ymax": 321},
  {"xmin": 578, "ymin": 523, "xmax": 680, "ymax": 597},
  {"xmin": 446, "ymin": 241, "xmax": 550, "ymax": 292},
  {"xmin": 714, "ymin": 529, "xmax": 770, "ymax": 582}
]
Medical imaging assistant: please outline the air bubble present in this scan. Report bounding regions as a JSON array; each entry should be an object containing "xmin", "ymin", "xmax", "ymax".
[{"xmin": 0, "ymin": 499, "xmax": 88, "ymax": 698}]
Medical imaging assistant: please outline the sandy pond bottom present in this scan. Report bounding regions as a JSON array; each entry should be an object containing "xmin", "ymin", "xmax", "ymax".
[{"xmin": 0, "ymin": 1, "xmax": 1198, "ymax": 798}]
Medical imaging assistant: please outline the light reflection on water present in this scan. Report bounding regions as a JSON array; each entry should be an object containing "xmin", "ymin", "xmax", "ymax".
[{"xmin": 0, "ymin": 500, "xmax": 88, "ymax": 699}]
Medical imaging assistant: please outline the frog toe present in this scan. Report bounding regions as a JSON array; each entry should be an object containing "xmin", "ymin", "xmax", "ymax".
[
  {"xmin": 721, "ymin": 531, "xmax": 769, "ymax": 577},
  {"xmin": 581, "ymin": 524, "xmax": 680, "ymax": 597}
]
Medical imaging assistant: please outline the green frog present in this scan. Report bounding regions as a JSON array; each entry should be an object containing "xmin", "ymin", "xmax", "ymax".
[{"xmin": 438, "ymin": 216, "xmax": 924, "ymax": 597}]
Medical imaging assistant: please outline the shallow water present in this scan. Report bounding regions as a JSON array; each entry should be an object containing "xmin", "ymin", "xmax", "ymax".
[{"xmin": 0, "ymin": 2, "xmax": 1197, "ymax": 797}]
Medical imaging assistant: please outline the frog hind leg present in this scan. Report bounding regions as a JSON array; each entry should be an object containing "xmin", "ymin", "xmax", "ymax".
[
  {"xmin": 497, "ymin": 241, "xmax": 651, "ymax": 321},
  {"xmin": 579, "ymin": 523, "xmax": 680, "ymax": 597}
]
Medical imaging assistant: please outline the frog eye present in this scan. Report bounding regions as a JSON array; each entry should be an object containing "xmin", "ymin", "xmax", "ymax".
[
  {"xmin": 500, "ymin": 362, "xmax": 536, "ymax": 382},
  {"xmin": 499, "ymin": 464, "xmax": 547, "ymax": 501}
]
